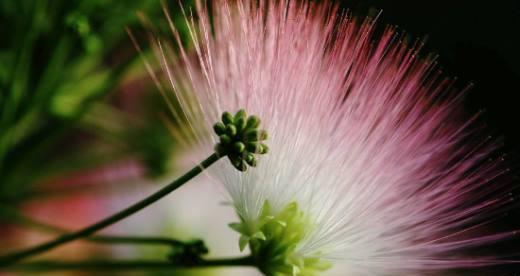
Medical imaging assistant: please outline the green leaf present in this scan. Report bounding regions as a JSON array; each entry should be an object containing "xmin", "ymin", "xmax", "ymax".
[
  {"xmin": 252, "ymin": 231, "xmax": 266, "ymax": 241},
  {"xmin": 228, "ymin": 222, "xmax": 246, "ymax": 234},
  {"xmin": 239, "ymin": 235, "xmax": 250, "ymax": 252},
  {"xmin": 292, "ymin": 265, "xmax": 300, "ymax": 276}
]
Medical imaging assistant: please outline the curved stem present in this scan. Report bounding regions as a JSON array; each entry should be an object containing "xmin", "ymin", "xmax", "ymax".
[
  {"xmin": 7, "ymin": 256, "xmax": 255, "ymax": 272},
  {"xmin": 0, "ymin": 153, "xmax": 221, "ymax": 267}
]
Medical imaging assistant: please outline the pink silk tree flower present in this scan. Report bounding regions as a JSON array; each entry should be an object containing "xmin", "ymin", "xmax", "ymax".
[{"xmin": 141, "ymin": 0, "xmax": 518, "ymax": 275}]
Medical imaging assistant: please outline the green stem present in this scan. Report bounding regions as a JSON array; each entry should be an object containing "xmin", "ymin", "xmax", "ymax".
[
  {"xmin": 7, "ymin": 256, "xmax": 255, "ymax": 272},
  {"xmin": 0, "ymin": 153, "xmax": 221, "ymax": 267}
]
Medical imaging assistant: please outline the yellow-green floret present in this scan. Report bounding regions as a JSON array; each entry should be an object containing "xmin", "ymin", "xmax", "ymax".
[{"xmin": 229, "ymin": 201, "xmax": 331, "ymax": 275}]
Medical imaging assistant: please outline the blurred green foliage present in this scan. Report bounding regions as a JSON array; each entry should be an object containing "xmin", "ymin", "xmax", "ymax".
[{"xmin": 0, "ymin": 0, "xmax": 190, "ymax": 203}]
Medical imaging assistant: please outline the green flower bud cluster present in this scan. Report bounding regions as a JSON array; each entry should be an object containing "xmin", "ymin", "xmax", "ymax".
[{"xmin": 214, "ymin": 109, "xmax": 269, "ymax": 171}]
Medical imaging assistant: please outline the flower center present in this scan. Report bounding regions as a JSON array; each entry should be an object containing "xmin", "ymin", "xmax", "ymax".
[{"xmin": 229, "ymin": 201, "xmax": 331, "ymax": 275}]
